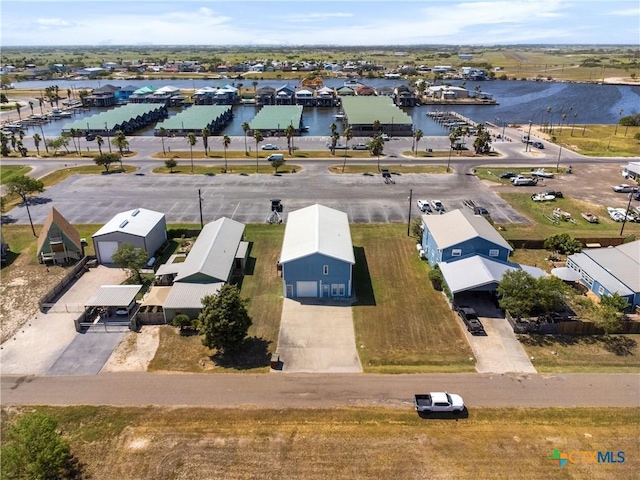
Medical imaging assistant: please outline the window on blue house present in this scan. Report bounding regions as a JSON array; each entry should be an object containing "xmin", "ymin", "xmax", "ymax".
[
  {"xmin": 452, "ymin": 249, "xmax": 462, "ymax": 257},
  {"xmin": 598, "ymin": 286, "xmax": 605, "ymax": 295},
  {"xmin": 323, "ymin": 265, "xmax": 329, "ymax": 275},
  {"xmin": 489, "ymin": 249, "xmax": 499, "ymax": 257}
]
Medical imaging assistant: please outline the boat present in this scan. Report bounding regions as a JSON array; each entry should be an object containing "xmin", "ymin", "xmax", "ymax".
[
  {"xmin": 300, "ymin": 125, "xmax": 310, "ymax": 132},
  {"xmin": 531, "ymin": 193, "xmax": 556, "ymax": 202},
  {"xmin": 334, "ymin": 111, "xmax": 345, "ymax": 119},
  {"xmin": 50, "ymin": 108, "xmax": 62, "ymax": 118},
  {"xmin": 615, "ymin": 208, "xmax": 638, "ymax": 222},
  {"xmin": 531, "ymin": 168, "xmax": 554, "ymax": 179},
  {"xmin": 581, "ymin": 212, "xmax": 599, "ymax": 223},
  {"xmin": 59, "ymin": 111, "xmax": 73, "ymax": 118},
  {"xmin": 607, "ymin": 207, "xmax": 625, "ymax": 222},
  {"xmin": 552, "ymin": 208, "xmax": 573, "ymax": 221}
]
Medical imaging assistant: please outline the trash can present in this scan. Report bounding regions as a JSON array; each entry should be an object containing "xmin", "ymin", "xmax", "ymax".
[{"xmin": 270, "ymin": 353, "xmax": 280, "ymax": 370}]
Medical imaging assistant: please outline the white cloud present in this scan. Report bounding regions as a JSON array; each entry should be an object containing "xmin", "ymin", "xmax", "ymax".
[
  {"xmin": 283, "ymin": 12, "xmax": 354, "ymax": 22},
  {"xmin": 36, "ymin": 18, "xmax": 72, "ymax": 28},
  {"xmin": 607, "ymin": 7, "xmax": 640, "ymax": 16}
]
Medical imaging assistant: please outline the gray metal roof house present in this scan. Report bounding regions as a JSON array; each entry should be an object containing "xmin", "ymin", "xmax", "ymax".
[
  {"xmin": 92, "ymin": 208, "xmax": 167, "ymax": 264},
  {"xmin": 280, "ymin": 204, "xmax": 355, "ymax": 299},
  {"xmin": 567, "ymin": 240, "xmax": 640, "ymax": 309}
]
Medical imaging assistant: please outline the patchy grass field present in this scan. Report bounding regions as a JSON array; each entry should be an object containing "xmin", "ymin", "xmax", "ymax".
[
  {"xmin": 520, "ymin": 334, "xmax": 640, "ymax": 373},
  {"xmin": 151, "ymin": 164, "xmax": 301, "ymax": 175},
  {"xmin": 1, "ymin": 406, "xmax": 637, "ymax": 480},
  {"xmin": 351, "ymin": 225, "xmax": 473, "ymax": 373},
  {"xmin": 328, "ymin": 165, "xmax": 448, "ymax": 174},
  {"xmin": 0, "ymin": 164, "xmax": 32, "ymax": 184},
  {"xmin": 475, "ymin": 166, "xmax": 569, "ymax": 184},
  {"xmin": 553, "ymin": 125, "xmax": 640, "ymax": 157}
]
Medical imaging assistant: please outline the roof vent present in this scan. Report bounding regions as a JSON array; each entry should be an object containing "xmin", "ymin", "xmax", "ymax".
[
  {"xmin": 119, "ymin": 220, "xmax": 129, "ymax": 228},
  {"xmin": 131, "ymin": 209, "xmax": 140, "ymax": 217}
]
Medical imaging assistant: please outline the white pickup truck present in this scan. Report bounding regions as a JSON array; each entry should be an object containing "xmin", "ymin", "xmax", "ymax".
[{"xmin": 414, "ymin": 392, "xmax": 465, "ymax": 414}]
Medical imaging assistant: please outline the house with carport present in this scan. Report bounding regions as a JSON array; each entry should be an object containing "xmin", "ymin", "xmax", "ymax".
[
  {"xmin": 279, "ymin": 204, "xmax": 354, "ymax": 299},
  {"xmin": 421, "ymin": 209, "xmax": 546, "ymax": 305},
  {"xmin": 566, "ymin": 240, "xmax": 640, "ymax": 310}
]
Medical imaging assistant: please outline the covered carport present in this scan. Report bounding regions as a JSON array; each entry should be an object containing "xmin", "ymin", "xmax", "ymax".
[{"xmin": 82, "ymin": 285, "xmax": 142, "ymax": 329}]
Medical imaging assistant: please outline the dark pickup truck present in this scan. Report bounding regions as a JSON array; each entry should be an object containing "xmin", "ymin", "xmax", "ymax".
[{"xmin": 457, "ymin": 307, "xmax": 485, "ymax": 334}]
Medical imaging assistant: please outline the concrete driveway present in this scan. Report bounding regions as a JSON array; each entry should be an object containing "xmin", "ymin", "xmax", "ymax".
[
  {"xmin": 0, "ymin": 266, "xmax": 128, "ymax": 375},
  {"xmin": 275, "ymin": 299, "xmax": 362, "ymax": 373},
  {"xmin": 463, "ymin": 317, "xmax": 537, "ymax": 374}
]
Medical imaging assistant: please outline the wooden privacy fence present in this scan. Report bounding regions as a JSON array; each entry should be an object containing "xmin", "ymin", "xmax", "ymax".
[
  {"xmin": 506, "ymin": 311, "xmax": 640, "ymax": 335},
  {"xmin": 508, "ymin": 237, "xmax": 626, "ymax": 250}
]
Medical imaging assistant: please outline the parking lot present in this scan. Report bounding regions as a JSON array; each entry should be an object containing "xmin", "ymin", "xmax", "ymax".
[{"xmin": 5, "ymin": 162, "xmax": 529, "ymax": 226}]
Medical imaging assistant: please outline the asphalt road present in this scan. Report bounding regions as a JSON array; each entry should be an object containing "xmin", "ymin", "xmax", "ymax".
[{"xmin": 2, "ymin": 372, "xmax": 638, "ymax": 408}]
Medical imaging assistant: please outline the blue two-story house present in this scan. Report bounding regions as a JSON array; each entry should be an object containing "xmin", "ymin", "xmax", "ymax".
[
  {"xmin": 422, "ymin": 209, "xmax": 545, "ymax": 299},
  {"xmin": 280, "ymin": 204, "xmax": 355, "ymax": 299}
]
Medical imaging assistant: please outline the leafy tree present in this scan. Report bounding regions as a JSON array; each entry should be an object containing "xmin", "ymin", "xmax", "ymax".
[
  {"xmin": 543, "ymin": 233, "xmax": 582, "ymax": 255},
  {"xmin": 222, "ymin": 134, "xmax": 231, "ymax": 172},
  {"xmin": 341, "ymin": 127, "xmax": 353, "ymax": 172},
  {"xmin": 187, "ymin": 132, "xmax": 197, "ymax": 173},
  {"xmin": 372, "ymin": 119, "xmax": 381, "ymax": 136},
  {"xmin": 411, "ymin": 217, "xmax": 423, "ymax": 238},
  {"xmin": 201, "ymin": 127, "xmax": 210, "ymax": 156},
  {"xmin": 270, "ymin": 156, "xmax": 285, "ymax": 173},
  {"xmin": 413, "ymin": 128, "xmax": 423, "ymax": 154},
  {"xmin": 6, "ymin": 174, "xmax": 44, "ymax": 236},
  {"xmin": 1, "ymin": 132, "xmax": 10, "ymax": 156},
  {"xmin": 157, "ymin": 127, "xmax": 167, "ymax": 156},
  {"xmin": 94, "ymin": 152, "xmax": 121, "ymax": 173},
  {"xmin": 112, "ymin": 130, "xmax": 129, "ymax": 156},
  {"xmin": 370, "ymin": 135, "xmax": 384, "ymax": 172},
  {"xmin": 498, "ymin": 270, "xmax": 566, "ymax": 318},
  {"xmin": 600, "ymin": 292, "xmax": 629, "ymax": 313},
  {"xmin": 111, "ymin": 243, "xmax": 148, "ymax": 283},
  {"xmin": 253, "ymin": 130, "xmax": 263, "ymax": 172},
  {"xmin": 33, "ymin": 132, "xmax": 41, "ymax": 155},
  {"xmin": 96, "ymin": 134, "xmax": 104, "ymax": 155},
  {"xmin": 328, "ymin": 122, "xmax": 338, "ymax": 154},
  {"xmin": 172, "ymin": 314, "xmax": 192, "ymax": 333},
  {"xmin": 0, "ymin": 412, "xmax": 71, "ymax": 480},
  {"xmin": 241, "ymin": 121, "xmax": 250, "ymax": 155},
  {"xmin": 165, "ymin": 157, "xmax": 178, "ymax": 173},
  {"xmin": 200, "ymin": 284, "xmax": 252, "ymax": 353},
  {"xmin": 472, "ymin": 123, "xmax": 492, "ymax": 154}
]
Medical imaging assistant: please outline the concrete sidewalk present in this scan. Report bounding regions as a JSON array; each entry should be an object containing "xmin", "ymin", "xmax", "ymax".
[{"xmin": 275, "ymin": 299, "xmax": 362, "ymax": 373}]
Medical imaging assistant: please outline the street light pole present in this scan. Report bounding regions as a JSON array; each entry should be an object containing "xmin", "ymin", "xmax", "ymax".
[
  {"xmin": 556, "ymin": 145, "xmax": 562, "ymax": 172},
  {"xmin": 620, "ymin": 189, "xmax": 634, "ymax": 237},
  {"xmin": 407, "ymin": 189, "xmax": 413, "ymax": 236},
  {"xmin": 105, "ymin": 122, "xmax": 112, "ymax": 153},
  {"xmin": 446, "ymin": 145, "xmax": 453, "ymax": 172},
  {"xmin": 525, "ymin": 120, "xmax": 533, "ymax": 152},
  {"xmin": 198, "ymin": 189, "xmax": 204, "ymax": 229}
]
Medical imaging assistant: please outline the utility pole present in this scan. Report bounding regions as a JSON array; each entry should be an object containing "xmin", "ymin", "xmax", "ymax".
[
  {"xmin": 620, "ymin": 189, "xmax": 634, "ymax": 237},
  {"xmin": 407, "ymin": 189, "xmax": 413, "ymax": 236},
  {"xmin": 556, "ymin": 145, "xmax": 563, "ymax": 172},
  {"xmin": 198, "ymin": 189, "xmax": 204, "ymax": 229}
]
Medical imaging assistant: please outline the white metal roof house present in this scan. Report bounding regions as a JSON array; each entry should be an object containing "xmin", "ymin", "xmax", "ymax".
[
  {"xmin": 567, "ymin": 240, "xmax": 640, "ymax": 309},
  {"xmin": 92, "ymin": 208, "xmax": 167, "ymax": 264},
  {"xmin": 280, "ymin": 204, "xmax": 355, "ymax": 299},
  {"xmin": 162, "ymin": 217, "xmax": 247, "ymax": 322},
  {"xmin": 421, "ymin": 209, "xmax": 545, "ymax": 297}
]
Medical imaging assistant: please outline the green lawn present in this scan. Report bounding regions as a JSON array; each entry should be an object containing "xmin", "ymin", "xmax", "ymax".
[
  {"xmin": 151, "ymin": 164, "xmax": 301, "ymax": 175},
  {"xmin": 0, "ymin": 165, "xmax": 32, "ymax": 185},
  {"xmin": 328, "ymin": 165, "xmax": 449, "ymax": 174},
  {"xmin": 553, "ymin": 125, "xmax": 640, "ymax": 157}
]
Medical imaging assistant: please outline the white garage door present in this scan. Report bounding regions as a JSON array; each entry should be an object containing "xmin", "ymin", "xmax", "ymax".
[
  {"xmin": 296, "ymin": 281, "xmax": 318, "ymax": 298},
  {"xmin": 98, "ymin": 241, "xmax": 119, "ymax": 263}
]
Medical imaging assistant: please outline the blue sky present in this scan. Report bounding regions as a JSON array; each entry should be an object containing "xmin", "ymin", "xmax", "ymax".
[{"xmin": 1, "ymin": 0, "xmax": 639, "ymax": 46}]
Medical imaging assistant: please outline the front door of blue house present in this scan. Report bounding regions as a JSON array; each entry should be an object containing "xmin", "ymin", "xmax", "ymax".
[
  {"xmin": 322, "ymin": 284, "xmax": 329, "ymax": 297},
  {"xmin": 286, "ymin": 284, "xmax": 293, "ymax": 298}
]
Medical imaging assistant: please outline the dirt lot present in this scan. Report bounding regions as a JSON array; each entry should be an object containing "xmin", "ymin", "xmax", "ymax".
[{"xmin": 101, "ymin": 327, "xmax": 159, "ymax": 372}]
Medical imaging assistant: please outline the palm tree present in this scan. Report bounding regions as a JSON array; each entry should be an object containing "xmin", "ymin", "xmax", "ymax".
[
  {"xmin": 54, "ymin": 85, "xmax": 60, "ymax": 106},
  {"xmin": 253, "ymin": 130, "xmax": 263, "ymax": 172},
  {"xmin": 201, "ymin": 127, "xmax": 210, "ymax": 156},
  {"xmin": 546, "ymin": 107, "xmax": 552, "ymax": 133},
  {"xmin": 37, "ymin": 97, "xmax": 44, "ymax": 115},
  {"xmin": 28, "ymin": 101, "xmax": 34, "ymax": 116},
  {"xmin": 96, "ymin": 135, "xmax": 104, "ymax": 155},
  {"xmin": 33, "ymin": 133, "xmax": 41, "ymax": 156},
  {"xmin": 252, "ymin": 81, "xmax": 258, "ymax": 92},
  {"xmin": 112, "ymin": 130, "xmax": 128, "ymax": 156},
  {"xmin": 222, "ymin": 134, "xmax": 231, "ymax": 172},
  {"xmin": 67, "ymin": 88, "xmax": 72, "ymax": 100},
  {"xmin": 614, "ymin": 109, "xmax": 624, "ymax": 136},
  {"xmin": 158, "ymin": 127, "xmax": 167, "ymax": 156},
  {"xmin": 242, "ymin": 122, "xmax": 250, "ymax": 155},
  {"xmin": 14, "ymin": 103, "xmax": 21, "ymax": 119},
  {"xmin": 372, "ymin": 119, "xmax": 381, "ymax": 137},
  {"xmin": 285, "ymin": 124, "xmax": 295, "ymax": 155},
  {"xmin": 69, "ymin": 128, "xmax": 79, "ymax": 154},
  {"xmin": 341, "ymin": 127, "xmax": 353, "ymax": 172},
  {"xmin": 560, "ymin": 113, "xmax": 567, "ymax": 134},
  {"xmin": 413, "ymin": 129, "xmax": 423, "ymax": 154},
  {"xmin": 187, "ymin": 132, "xmax": 197, "ymax": 173},
  {"xmin": 370, "ymin": 136, "xmax": 384, "ymax": 172}
]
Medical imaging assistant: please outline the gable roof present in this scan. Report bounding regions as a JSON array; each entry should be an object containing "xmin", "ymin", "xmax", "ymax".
[
  {"xmin": 439, "ymin": 256, "xmax": 546, "ymax": 294},
  {"xmin": 93, "ymin": 208, "xmax": 165, "ymax": 238},
  {"xmin": 280, "ymin": 204, "xmax": 355, "ymax": 265},
  {"xmin": 174, "ymin": 217, "xmax": 245, "ymax": 283},
  {"xmin": 422, "ymin": 209, "xmax": 512, "ymax": 251},
  {"xmin": 569, "ymin": 240, "xmax": 640, "ymax": 292},
  {"xmin": 37, "ymin": 207, "xmax": 82, "ymax": 254}
]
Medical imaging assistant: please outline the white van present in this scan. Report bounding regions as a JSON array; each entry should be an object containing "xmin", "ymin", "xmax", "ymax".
[{"xmin": 267, "ymin": 154, "xmax": 284, "ymax": 161}]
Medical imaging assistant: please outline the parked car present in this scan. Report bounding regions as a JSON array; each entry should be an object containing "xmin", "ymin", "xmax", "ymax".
[
  {"xmin": 261, "ymin": 144, "xmax": 279, "ymax": 150},
  {"xmin": 352, "ymin": 143, "xmax": 369, "ymax": 150},
  {"xmin": 85, "ymin": 133, "xmax": 96, "ymax": 141},
  {"xmin": 533, "ymin": 141, "xmax": 544, "ymax": 149},
  {"xmin": 473, "ymin": 206, "xmax": 489, "ymax": 216},
  {"xmin": 457, "ymin": 307, "xmax": 485, "ymax": 334},
  {"xmin": 512, "ymin": 175, "xmax": 538, "ymax": 186},
  {"xmin": 414, "ymin": 392, "xmax": 464, "ymax": 414},
  {"xmin": 431, "ymin": 200, "xmax": 445, "ymax": 213},
  {"xmin": 326, "ymin": 142, "xmax": 348, "ymax": 149},
  {"xmin": 541, "ymin": 190, "xmax": 563, "ymax": 199},
  {"xmin": 417, "ymin": 199, "xmax": 432, "ymax": 213},
  {"xmin": 381, "ymin": 133, "xmax": 390, "ymax": 141},
  {"xmin": 630, "ymin": 191, "xmax": 640, "ymax": 201},
  {"xmin": 499, "ymin": 172, "xmax": 518, "ymax": 179},
  {"xmin": 612, "ymin": 184, "xmax": 636, "ymax": 193}
]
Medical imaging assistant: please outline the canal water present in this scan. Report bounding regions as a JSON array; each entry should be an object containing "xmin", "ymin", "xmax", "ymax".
[{"xmin": 12, "ymin": 78, "xmax": 640, "ymax": 138}]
